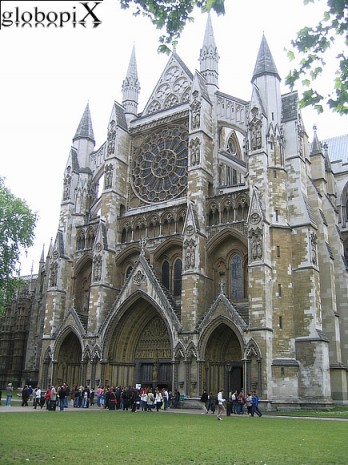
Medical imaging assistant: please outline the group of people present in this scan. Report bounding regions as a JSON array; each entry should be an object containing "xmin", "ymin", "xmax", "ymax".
[
  {"xmin": 94, "ymin": 386, "xmax": 181, "ymax": 412},
  {"xmin": 201, "ymin": 388, "xmax": 262, "ymax": 420}
]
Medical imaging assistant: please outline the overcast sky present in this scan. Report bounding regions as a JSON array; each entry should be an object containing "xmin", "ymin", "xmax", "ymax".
[{"xmin": 1, "ymin": 0, "xmax": 347, "ymax": 275}]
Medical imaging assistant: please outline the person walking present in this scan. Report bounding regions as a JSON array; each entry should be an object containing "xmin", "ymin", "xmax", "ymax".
[
  {"xmin": 33, "ymin": 386, "xmax": 41, "ymax": 409},
  {"xmin": 58, "ymin": 385, "xmax": 66, "ymax": 411},
  {"xmin": 147, "ymin": 389, "xmax": 154, "ymax": 412},
  {"xmin": 251, "ymin": 391, "xmax": 262, "ymax": 417},
  {"xmin": 5, "ymin": 383, "xmax": 13, "ymax": 407},
  {"xmin": 22, "ymin": 385, "xmax": 30, "ymax": 407},
  {"xmin": 245, "ymin": 392, "xmax": 253, "ymax": 415},
  {"xmin": 155, "ymin": 388, "xmax": 163, "ymax": 412},
  {"xmin": 200, "ymin": 389, "xmax": 209, "ymax": 414},
  {"xmin": 216, "ymin": 388, "xmax": 226, "ymax": 420},
  {"xmin": 50, "ymin": 385, "xmax": 57, "ymax": 411}
]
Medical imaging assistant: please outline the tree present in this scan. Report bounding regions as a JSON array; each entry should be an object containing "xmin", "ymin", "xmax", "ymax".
[
  {"xmin": 119, "ymin": 0, "xmax": 225, "ymax": 53},
  {"xmin": 285, "ymin": 0, "xmax": 348, "ymax": 114},
  {"xmin": 0, "ymin": 178, "xmax": 37, "ymax": 315}
]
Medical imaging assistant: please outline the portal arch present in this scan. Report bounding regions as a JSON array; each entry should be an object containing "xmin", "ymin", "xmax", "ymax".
[{"xmin": 102, "ymin": 296, "xmax": 174, "ymax": 389}]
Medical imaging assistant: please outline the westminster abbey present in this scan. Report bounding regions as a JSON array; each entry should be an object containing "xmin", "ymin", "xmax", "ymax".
[{"xmin": 1, "ymin": 15, "xmax": 348, "ymax": 408}]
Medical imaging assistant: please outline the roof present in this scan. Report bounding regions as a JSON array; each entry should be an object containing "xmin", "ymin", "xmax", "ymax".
[{"xmin": 323, "ymin": 134, "xmax": 348, "ymax": 164}]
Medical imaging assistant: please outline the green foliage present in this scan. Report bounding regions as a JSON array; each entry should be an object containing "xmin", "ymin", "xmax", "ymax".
[
  {"xmin": 286, "ymin": 0, "xmax": 348, "ymax": 114},
  {"xmin": 119, "ymin": 0, "xmax": 225, "ymax": 53},
  {"xmin": 0, "ymin": 178, "xmax": 37, "ymax": 315}
]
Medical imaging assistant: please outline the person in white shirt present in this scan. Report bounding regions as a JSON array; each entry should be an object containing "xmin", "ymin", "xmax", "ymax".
[
  {"xmin": 33, "ymin": 387, "xmax": 41, "ymax": 409},
  {"xmin": 216, "ymin": 388, "xmax": 226, "ymax": 420}
]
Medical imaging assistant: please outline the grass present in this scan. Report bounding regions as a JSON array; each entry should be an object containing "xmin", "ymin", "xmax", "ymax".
[
  {"xmin": 268, "ymin": 405, "xmax": 348, "ymax": 419},
  {"xmin": 0, "ymin": 408, "xmax": 348, "ymax": 465}
]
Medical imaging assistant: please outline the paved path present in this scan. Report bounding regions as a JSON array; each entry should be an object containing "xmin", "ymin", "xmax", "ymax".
[{"xmin": 1, "ymin": 403, "xmax": 347, "ymax": 421}]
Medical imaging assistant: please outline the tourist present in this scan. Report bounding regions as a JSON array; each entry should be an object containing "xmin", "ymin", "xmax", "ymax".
[
  {"xmin": 216, "ymin": 388, "xmax": 226, "ymax": 420},
  {"xmin": 147, "ymin": 389, "xmax": 154, "ymax": 412},
  {"xmin": 200, "ymin": 389, "xmax": 209, "ymax": 414},
  {"xmin": 22, "ymin": 385, "xmax": 30, "ymax": 407},
  {"xmin": 251, "ymin": 391, "xmax": 262, "ymax": 417},
  {"xmin": 155, "ymin": 388, "xmax": 163, "ymax": 412},
  {"xmin": 33, "ymin": 386, "xmax": 41, "ymax": 409},
  {"xmin": 245, "ymin": 392, "xmax": 253, "ymax": 415},
  {"xmin": 50, "ymin": 385, "xmax": 57, "ymax": 411},
  {"xmin": 5, "ymin": 383, "xmax": 13, "ymax": 406}
]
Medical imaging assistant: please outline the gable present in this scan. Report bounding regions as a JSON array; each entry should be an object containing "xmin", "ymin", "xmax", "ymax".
[{"xmin": 143, "ymin": 53, "xmax": 193, "ymax": 116}]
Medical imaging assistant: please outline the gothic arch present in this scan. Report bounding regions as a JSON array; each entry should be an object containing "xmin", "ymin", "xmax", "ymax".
[
  {"xmin": 186, "ymin": 342, "xmax": 198, "ymax": 360},
  {"xmin": 153, "ymin": 237, "xmax": 183, "ymax": 262},
  {"xmin": 54, "ymin": 325, "xmax": 83, "ymax": 358},
  {"xmin": 102, "ymin": 291, "xmax": 176, "ymax": 359},
  {"xmin": 245, "ymin": 339, "xmax": 263, "ymax": 394},
  {"xmin": 83, "ymin": 344, "xmax": 92, "ymax": 362},
  {"xmin": 53, "ymin": 327, "xmax": 83, "ymax": 387},
  {"xmin": 198, "ymin": 315, "xmax": 245, "ymax": 357},
  {"xmin": 173, "ymin": 342, "xmax": 185, "ymax": 360},
  {"xmin": 245, "ymin": 338, "xmax": 262, "ymax": 360},
  {"xmin": 206, "ymin": 226, "xmax": 247, "ymax": 253},
  {"xmin": 101, "ymin": 293, "xmax": 175, "ymax": 388},
  {"xmin": 198, "ymin": 316, "xmax": 245, "ymax": 395}
]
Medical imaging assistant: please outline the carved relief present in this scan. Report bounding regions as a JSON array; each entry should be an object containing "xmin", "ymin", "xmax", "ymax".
[
  {"xmin": 190, "ymin": 90, "xmax": 201, "ymax": 130},
  {"xmin": 63, "ymin": 167, "xmax": 71, "ymax": 201},
  {"xmin": 136, "ymin": 316, "xmax": 171, "ymax": 359},
  {"xmin": 107, "ymin": 120, "xmax": 116, "ymax": 155},
  {"xmin": 93, "ymin": 254, "xmax": 102, "ymax": 282},
  {"xmin": 249, "ymin": 227, "xmax": 263, "ymax": 261},
  {"xmin": 249, "ymin": 107, "xmax": 262, "ymax": 150},
  {"xmin": 189, "ymin": 137, "xmax": 201, "ymax": 166},
  {"xmin": 184, "ymin": 238, "xmax": 196, "ymax": 269},
  {"xmin": 104, "ymin": 163, "xmax": 113, "ymax": 189},
  {"xmin": 133, "ymin": 270, "xmax": 146, "ymax": 286},
  {"xmin": 50, "ymin": 261, "xmax": 58, "ymax": 287}
]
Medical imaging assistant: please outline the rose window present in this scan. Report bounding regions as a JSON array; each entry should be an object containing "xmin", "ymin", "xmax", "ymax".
[{"xmin": 131, "ymin": 124, "xmax": 188, "ymax": 203}]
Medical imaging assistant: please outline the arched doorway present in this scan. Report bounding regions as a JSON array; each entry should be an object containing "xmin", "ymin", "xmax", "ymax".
[
  {"xmin": 203, "ymin": 322, "xmax": 243, "ymax": 395},
  {"xmin": 105, "ymin": 298, "xmax": 173, "ymax": 389},
  {"xmin": 55, "ymin": 332, "xmax": 82, "ymax": 387}
]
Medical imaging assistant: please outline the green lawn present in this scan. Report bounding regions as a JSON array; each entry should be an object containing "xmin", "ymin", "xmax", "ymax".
[{"xmin": 0, "ymin": 409, "xmax": 347, "ymax": 465}]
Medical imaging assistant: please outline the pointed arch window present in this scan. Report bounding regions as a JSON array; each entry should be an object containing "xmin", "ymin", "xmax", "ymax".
[
  {"xmin": 162, "ymin": 261, "xmax": 170, "ymax": 290},
  {"xmin": 126, "ymin": 266, "xmax": 133, "ymax": 281},
  {"xmin": 173, "ymin": 259, "xmax": 182, "ymax": 296},
  {"xmin": 230, "ymin": 254, "xmax": 244, "ymax": 299}
]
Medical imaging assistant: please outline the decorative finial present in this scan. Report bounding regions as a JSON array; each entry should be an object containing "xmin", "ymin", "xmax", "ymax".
[{"xmin": 219, "ymin": 281, "xmax": 225, "ymax": 295}]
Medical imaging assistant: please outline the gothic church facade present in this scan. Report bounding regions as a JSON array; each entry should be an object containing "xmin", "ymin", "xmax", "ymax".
[{"xmin": 2, "ymin": 15, "xmax": 348, "ymax": 407}]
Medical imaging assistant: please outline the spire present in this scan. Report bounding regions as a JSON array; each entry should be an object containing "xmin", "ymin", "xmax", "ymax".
[
  {"xmin": 252, "ymin": 34, "xmax": 280, "ymax": 83},
  {"xmin": 73, "ymin": 102, "xmax": 95, "ymax": 143},
  {"xmin": 40, "ymin": 244, "xmax": 45, "ymax": 264},
  {"xmin": 199, "ymin": 13, "xmax": 219, "ymax": 88},
  {"xmin": 122, "ymin": 45, "xmax": 140, "ymax": 117},
  {"xmin": 310, "ymin": 125, "xmax": 322, "ymax": 155}
]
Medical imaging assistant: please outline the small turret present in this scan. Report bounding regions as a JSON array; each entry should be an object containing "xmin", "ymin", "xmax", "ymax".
[
  {"xmin": 199, "ymin": 13, "xmax": 219, "ymax": 89},
  {"xmin": 72, "ymin": 102, "xmax": 95, "ymax": 168},
  {"xmin": 250, "ymin": 34, "xmax": 281, "ymax": 126},
  {"xmin": 122, "ymin": 45, "xmax": 140, "ymax": 119}
]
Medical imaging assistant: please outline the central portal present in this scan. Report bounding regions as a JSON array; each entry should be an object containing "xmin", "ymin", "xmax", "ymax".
[
  {"xmin": 106, "ymin": 298, "xmax": 172, "ymax": 389},
  {"xmin": 135, "ymin": 315, "xmax": 172, "ymax": 388}
]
